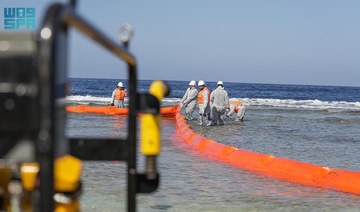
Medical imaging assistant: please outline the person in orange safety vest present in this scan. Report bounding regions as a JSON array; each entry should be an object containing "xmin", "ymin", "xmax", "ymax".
[
  {"xmin": 197, "ymin": 80, "xmax": 211, "ymax": 126},
  {"xmin": 110, "ymin": 82, "xmax": 127, "ymax": 108}
]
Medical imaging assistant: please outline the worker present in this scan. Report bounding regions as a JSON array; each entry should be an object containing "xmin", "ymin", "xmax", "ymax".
[
  {"xmin": 226, "ymin": 99, "xmax": 246, "ymax": 121},
  {"xmin": 197, "ymin": 80, "xmax": 211, "ymax": 126},
  {"xmin": 110, "ymin": 82, "xmax": 127, "ymax": 108},
  {"xmin": 180, "ymin": 80, "xmax": 198, "ymax": 120},
  {"xmin": 209, "ymin": 81, "xmax": 229, "ymax": 126}
]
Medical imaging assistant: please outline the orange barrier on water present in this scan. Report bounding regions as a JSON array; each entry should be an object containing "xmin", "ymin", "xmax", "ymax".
[
  {"xmin": 174, "ymin": 106, "xmax": 360, "ymax": 195},
  {"xmin": 67, "ymin": 104, "xmax": 360, "ymax": 195},
  {"xmin": 66, "ymin": 105, "xmax": 177, "ymax": 118}
]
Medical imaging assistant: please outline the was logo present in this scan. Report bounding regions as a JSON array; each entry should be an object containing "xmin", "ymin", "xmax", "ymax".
[{"xmin": 3, "ymin": 7, "xmax": 36, "ymax": 30}]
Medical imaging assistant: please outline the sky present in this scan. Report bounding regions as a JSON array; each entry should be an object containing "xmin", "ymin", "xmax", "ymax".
[{"xmin": 1, "ymin": 0, "xmax": 360, "ymax": 86}]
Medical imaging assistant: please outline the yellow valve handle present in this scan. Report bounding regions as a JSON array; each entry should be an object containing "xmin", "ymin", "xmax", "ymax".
[
  {"xmin": 149, "ymin": 80, "xmax": 170, "ymax": 100},
  {"xmin": 20, "ymin": 155, "xmax": 82, "ymax": 193},
  {"xmin": 54, "ymin": 155, "xmax": 81, "ymax": 192},
  {"xmin": 20, "ymin": 163, "xmax": 39, "ymax": 191},
  {"xmin": 141, "ymin": 114, "xmax": 160, "ymax": 155},
  {"xmin": 140, "ymin": 80, "xmax": 169, "ymax": 156}
]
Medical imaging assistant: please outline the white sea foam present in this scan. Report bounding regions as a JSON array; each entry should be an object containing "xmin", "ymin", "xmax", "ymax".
[
  {"xmin": 66, "ymin": 95, "xmax": 113, "ymax": 104},
  {"xmin": 238, "ymin": 98, "xmax": 360, "ymax": 111},
  {"xmin": 66, "ymin": 95, "xmax": 360, "ymax": 111}
]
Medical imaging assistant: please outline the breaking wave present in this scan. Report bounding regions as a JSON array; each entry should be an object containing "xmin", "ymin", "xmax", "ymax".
[{"xmin": 66, "ymin": 95, "xmax": 360, "ymax": 112}]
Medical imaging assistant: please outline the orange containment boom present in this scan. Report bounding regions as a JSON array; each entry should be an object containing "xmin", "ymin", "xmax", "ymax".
[
  {"xmin": 66, "ymin": 105, "xmax": 177, "ymax": 118},
  {"xmin": 174, "ymin": 106, "xmax": 360, "ymax": 195},
  {"xmin": 66, "ymin": 104, "xmax": 360, "ymax": 195}
]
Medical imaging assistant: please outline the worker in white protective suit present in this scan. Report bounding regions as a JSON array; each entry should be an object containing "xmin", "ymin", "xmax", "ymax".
[
  {"xmin": 226, "ymin": 99, "xmax": 246, "ymax": 121},
  {"xmin": 180, "ymin": 80, "xmax": 198, "ymax": 120},
  {"xmin": 197, "ymin": 80, "xmax": 211, "ymax": 126},
  {"xmin": 209, "ymin": 81, "xmax": 229, "ymax": 126}
]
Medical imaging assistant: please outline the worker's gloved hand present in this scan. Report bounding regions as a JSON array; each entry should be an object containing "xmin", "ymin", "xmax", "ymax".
[{"xmin": 179, "ymin": 103, "xmax": 183, "ymax": 108}]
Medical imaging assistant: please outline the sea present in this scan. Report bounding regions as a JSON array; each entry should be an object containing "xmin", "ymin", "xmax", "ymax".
[{"xmin": 66, "ymin": 78, "xmax": 360, "ymax": 211}]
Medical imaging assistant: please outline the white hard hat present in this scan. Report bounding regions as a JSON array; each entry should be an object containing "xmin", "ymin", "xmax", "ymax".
[
  {"xmin": 217, "ymin": 81, "xmax": 223, "ymax": 85},
  {"xmin": 118, "ymin": 82, "xmax": 124, "ymax": 87},
  {"xmin": 198, "ymin": 80, "xmax": 205, "ymax": 86},
  {"xmin": 189, "ymin": 80, "xmax": 196, "ymax": 86}
]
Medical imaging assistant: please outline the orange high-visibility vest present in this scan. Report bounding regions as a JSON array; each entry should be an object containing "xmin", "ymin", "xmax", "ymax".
[
  {"xmin": 198, "ymin": 87, "xmax": 210, "ymax": 104},
  {"xmin": 230, "ymin": 100, "xmax": 243, "ymax": 113},
  {"xmin": 115, "ymin": 89, "xmax": 126, "ymax": 100}
]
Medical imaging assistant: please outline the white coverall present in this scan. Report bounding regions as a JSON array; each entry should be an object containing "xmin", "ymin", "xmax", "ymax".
[
  {"xmin": 181, "ymin": 86, "xmax": 198, "ymax": 120},
  {"xmin": 210, "ymin": 86, "xmax": 229, "ymax": 125},
  {"xmin": 198, "ymin": 87, "xmax": 211, "ymax": 125},
  {"xmin": 226, "ymin": 100, "xmax": 246, "ymax": 121}
]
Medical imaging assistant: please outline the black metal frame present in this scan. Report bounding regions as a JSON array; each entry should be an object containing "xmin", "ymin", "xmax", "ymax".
[{"xmin": 37, "ymin": 1, "xmax": 158, "ymax": 211}]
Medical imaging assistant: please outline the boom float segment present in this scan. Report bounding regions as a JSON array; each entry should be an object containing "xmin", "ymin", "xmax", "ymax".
[
  {"xmin": 174, "ymin": 106, "xmax": 360, "ymax": 195},
  {"xmin": 66, "ymin": 104, "xmax": 360, "ymax": 195},
  {"xmin": 66, "ymin": 105, "xmax": 177, "ymax": 118}
]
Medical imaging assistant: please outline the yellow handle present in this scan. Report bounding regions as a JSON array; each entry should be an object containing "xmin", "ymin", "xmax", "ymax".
[
  {"xmin": 54, "ymin": 155, "xmax": 81, "ymax": 192},
  {"xmin": 149, "ymin": 80, "xmax": 170, "ymax": 100},
  {"xmin": 140, "ymin": 114, "xmax": 160, "ymax": 155},
  {"xmin": 20, "ymin": 155, "xmax": 81, "ymax": 210},
  {"xmin": 20, "ymin": 163, "xmax": 39, "ymax": 191},
  {"xmin": 140, "ymin": 81, "xmax": 169, "ymax": 156}
]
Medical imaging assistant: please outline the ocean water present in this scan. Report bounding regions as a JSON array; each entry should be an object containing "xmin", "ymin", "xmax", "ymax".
[{"xmin": 66, "ymin": 78, "xmax": 360, "ymax": 211}]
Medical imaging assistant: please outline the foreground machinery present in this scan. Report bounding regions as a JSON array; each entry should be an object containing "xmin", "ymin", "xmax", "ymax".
[{"xmin": 0, "ymin": 1, "xmax": 168, "ymax": 211}]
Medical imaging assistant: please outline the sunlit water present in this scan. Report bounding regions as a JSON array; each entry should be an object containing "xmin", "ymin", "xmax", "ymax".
[
  {"xmin": 189, "ymin": 107, "xmax": 360, "ymax": 171},
  {"xmin": 66, "ymin": 106, "xmax": 360, "ymax": 211},
  {"xmin": 66, "ymin": 79, "xmax": 360, "ymax": 211}
]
